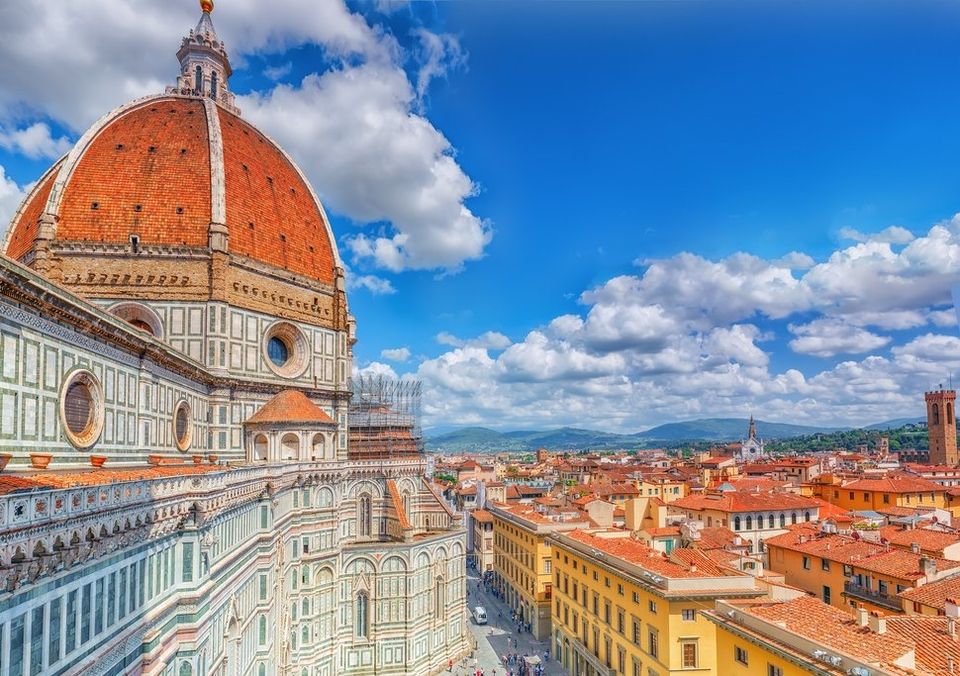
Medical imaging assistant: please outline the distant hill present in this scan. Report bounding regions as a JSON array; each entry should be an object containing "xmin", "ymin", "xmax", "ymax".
[
  {"xmin": 425, "ymin": 418, "xmax": 842, "ymax": 453},
  {"xmin": 864, "ymin": 417, "xmax": 925, "ymax": 431},
  {"xmin": 637, "ymin": 418, "xmax": 841, "ymax": 442},
  {"xmin": 426, "ymin": 426, "xmax": 640, "ymax": 453}
]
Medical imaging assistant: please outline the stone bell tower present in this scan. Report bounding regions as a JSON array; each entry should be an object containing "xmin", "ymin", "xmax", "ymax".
[{"xmin": 926, "ymin": 387, "xmax": 958, "ymax": 466}]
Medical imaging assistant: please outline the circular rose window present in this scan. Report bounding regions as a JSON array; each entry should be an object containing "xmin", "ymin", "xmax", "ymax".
[
  {"xmin": 60, "ymin": 370, "xmax": 104, "ymax": 449},
  {"xmin": 262, "ymin": 321, "xmax": 309, "ymax": 378},
  {"xmin": 173, "ymin": 400, "xmax": 192, "ymax": 451}
]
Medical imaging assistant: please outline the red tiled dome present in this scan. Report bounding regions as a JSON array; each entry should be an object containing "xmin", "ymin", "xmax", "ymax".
[{"xmin": 4, "ymin": 95, "xmax": 338, "ymax": 286}]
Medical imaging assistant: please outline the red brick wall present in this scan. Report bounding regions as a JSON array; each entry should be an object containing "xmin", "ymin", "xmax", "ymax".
[
  {"xmin": 58, "ymin": 98, "xmax": 212, "ymax": 247},
  {"xmin": 219, "ymin": 108, "xmax": 335, "ymax": 284},
  {"xmin": 5, "ymin": 162, "xmax": 62, "ymax": 261}
]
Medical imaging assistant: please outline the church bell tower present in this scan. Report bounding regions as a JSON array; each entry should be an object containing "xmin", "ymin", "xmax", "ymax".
[{"xmin": 926, "ymin": 387, "xmax": 958, "ymax": 465}]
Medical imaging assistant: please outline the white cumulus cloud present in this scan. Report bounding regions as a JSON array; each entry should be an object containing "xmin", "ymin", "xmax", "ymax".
[
  {"xmin": 788, "ymin": 318, "xmax": 891, "ymax": 357},
  {"xmin": 380, "ymin": 347, "xmax": 411, "ymax": 362}
]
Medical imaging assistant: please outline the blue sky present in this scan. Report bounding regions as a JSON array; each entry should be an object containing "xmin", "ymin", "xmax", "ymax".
[{"xmin": 2, "ymin": 1, "xmax": 960, "ymax": 431}]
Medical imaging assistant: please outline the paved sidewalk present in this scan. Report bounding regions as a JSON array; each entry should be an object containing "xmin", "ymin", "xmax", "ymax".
[{"xmin": 453, "ymin": 570, "xmax": 567, "ymax": 676}]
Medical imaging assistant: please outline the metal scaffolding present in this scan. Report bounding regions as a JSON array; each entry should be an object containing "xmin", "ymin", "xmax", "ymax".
[{"xmin": 348, "ymin": 375, "xmax": 424, "ymax": 459}]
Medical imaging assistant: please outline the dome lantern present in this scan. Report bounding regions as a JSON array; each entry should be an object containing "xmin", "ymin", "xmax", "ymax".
[{"xmin": 168, "ymin": 0, "xmax": 239, "ymax": 114}]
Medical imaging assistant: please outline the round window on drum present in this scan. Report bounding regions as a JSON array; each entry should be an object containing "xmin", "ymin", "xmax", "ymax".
[
  {"xmin": 261, "ymin": 321, "xmax": 309, "ymax": 378},
  {"xmin": 60, "ymin": 370, "xmax": 105, "ymax": 449},
  {"xmin": 173, "ymin": 400, "xmax": 193, "ymax": 451}
]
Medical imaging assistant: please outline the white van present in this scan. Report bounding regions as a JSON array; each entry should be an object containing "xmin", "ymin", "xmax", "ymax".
[{"xmin": 473, "ymin": 606, "xmax": 488, "ymax": 624}]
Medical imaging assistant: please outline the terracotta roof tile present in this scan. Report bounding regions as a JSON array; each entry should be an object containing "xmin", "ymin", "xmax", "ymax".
[
  {"xmin": 386, "ymin": 479, "xmax": 411, "ymax": 530},
  {"xmin": 743, "ymin": 596, "xmax": 915, "ymax": 667},
  {"xmin": 879, "ymin": 525, "xmax": 960, "ymax": 555},
  {"xmin": 886, "ymin": 615, "xmax": 960, "ymax": 675},
  {"xmin": 844, "ymin": 475, "xmax": 944, "ymax": 494},
  {"xmin": 898, "ymin": 572, "xmax": 960, "ymax": 610},
  {"xmin": 565, "ymin": 530, "xmax": 740, "ymax": 579},
  {"xmin": 472, "ymin": 509, "xmax": 493, "ymax": 524},
  {"xmin": 765, "ymin": 528, "xmax": 960, "ymax": 580},
  {"xmin": 244, "ymin": 390, "xmax": 335, "ymax": 425},
  {"xmin": 0, "ymin": 464, "xmax": 223, "ymax": 493},
  {"xmin": 671, "ymin": 491, "xmax": 820, "ymax": 513}
]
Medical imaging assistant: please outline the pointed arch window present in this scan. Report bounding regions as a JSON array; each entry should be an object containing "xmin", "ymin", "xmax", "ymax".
[
  {"xmin": 745, "ymin": 515, "xmax": 753, "ymax": 530},
  {"xmin": 933, "ymin": 403, "xmax": 941, "ymax": 425},
  {"xmin": 733, "ymin": 516, "xmax": 741, "ymax": 531},
  {"xmin": 195, "ymin": 66, "xmax": 203, "ymax": 95},
  {"xmin": 356, "ymin": 592, "xmax": 369, "ymax": 639},
  {"xmin": 358, "ymin": 495, "xmax": 372, "ymax": 538},
  {"xmin": 210, "ymin": 71, "xmax": 218, "ymax": 100},
  {"xmin": 435, "ymin": 577, "xmax": 444, "ymax": 618},
  {"xmin": 779, "ymin": 513, "xmax": 786, "ymax": 528},
  {"xmin": 950, "ymin": 403, "xmax": 955, "ymax": 425}
]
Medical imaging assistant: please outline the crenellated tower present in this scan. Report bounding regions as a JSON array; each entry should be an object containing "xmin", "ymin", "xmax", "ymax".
[{"xmin": 926, "ymin": 387, "xmax": 958, "ymax": 465}]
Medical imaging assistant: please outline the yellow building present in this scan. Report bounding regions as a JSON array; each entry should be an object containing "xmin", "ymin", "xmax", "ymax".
[
  {"xmin": 635, "ymin": 475, "xmax": 688, "ymax": 503},
  {"xmin": 765, "ymin": 523, "xmax": 960, "ymax": 614},
  {"xmin": 550, "ymin": 529, "xmax": 764, "ymax": 676},
  {"xmin": 705, "ymin": 595, "xmax": 960, "ymax": 676},
  {"xmin": 490, "ymin": 502, "xmax": 589, "ymax": 639},
  {"xmin": 814, "ymin": 475, "xmax": 946, "ymax": 512}
]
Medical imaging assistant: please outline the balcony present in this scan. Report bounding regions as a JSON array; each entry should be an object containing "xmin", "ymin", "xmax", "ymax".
[{"xmin": 843, "ymin": 581, "xmax": 902, "ymax": 611}]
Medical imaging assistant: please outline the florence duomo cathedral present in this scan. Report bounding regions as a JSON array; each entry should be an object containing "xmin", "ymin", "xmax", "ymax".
[{"xmin": 0, "ymin": 1, "xmax": 468, "ymax": 674}]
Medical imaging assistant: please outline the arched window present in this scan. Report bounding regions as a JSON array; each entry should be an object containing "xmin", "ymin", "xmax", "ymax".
[
  {"xmin": 950, "ymin": 403, "xmax": 955, "ymax": 425},
  {"xmin": 933, "ymin": 403, "xmax": 941, "ymax": 425},
  {"xmin": 745, "ymin": 515, "xmax": 753, "ymax": 530},
  {"xmin": 767, "ymin": 514, "xmax": 775, "ymax": 529},
  {"xmin": 791, "ymin": 512, "xmax": 797, "ymax": 525},
  {"xmin": 358, "ymin": 495, "xmax": 372, "ymax": 537},
  {"xmin": 179, "ymin": 663, "xmax": 192, "ymax": 676},
  {"xmin": 733, "ymin": 516, "xmax": 741, "ymax": 531},
  {"xmin": 435, "ymin": 577, "xmax": 444, "ymax": 618},
  {"xmin": 301, "ymin": 625, "xmax": 309, "ymax": 644},
  {"xmin": 302, "ymin": 598, "xmax": 309, "ymax": 616},
  {"xmin": 356, "ymin": 593, "xmax": 369, "ymax": 638},
  {"xmin": 312, "ymin": 433, "xmax": 325, "ymax": 460},
  {"xmin": 258, "ymin": 615, "xmax": 267, "ymax": 645},
  {"xmin": 254, "ymin": 434, "xmax": 268, "ymax": 461},
  {"xmin": 804, "ymin": 511, "xmax": 811, "ymax": 522},
  {"xmin": 195, "ymin": 65, "xmax": 203, "ymax": 95},
  {"xmin": 280, "ymin": 433, "xmax": 299, "ymax": 460},
  {"xmin": 258, "ymin": 665, "xmax": 266, "ymax": 676},
  {"xmin": 779, "ymin": 513, "xmax": 785, "ymax": 528},
  {"xmin": 210, "ymin": 71, "xmax": 218, "ymax": 100}
]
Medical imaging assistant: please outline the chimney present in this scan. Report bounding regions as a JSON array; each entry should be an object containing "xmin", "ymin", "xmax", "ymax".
[
  {"xmin": 855, "ymin": 607, "xmax": 869, "ymax": 627},
  {"xmin": 949, "ymin": 617, "xmax": 958, "ymax": 641},
  {"xmin": 949, "ymin": 656, "xmax": 955, "ymax": 674},
  {"xmin": 921, "ymin": 556, "xmax": 938, "ymax": 577},
  {"xmin": 947, "ymin": 598, "xmax": 960, "ymax": 618},
  {"xmin": 911, "ymin": 542, "xmax": 921, "ymax": 554},
  {"xmin": 867, "ymin": 611, "xmax": 886, "ymax": 635}
]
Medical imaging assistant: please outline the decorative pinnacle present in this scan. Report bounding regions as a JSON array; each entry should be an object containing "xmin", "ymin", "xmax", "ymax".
[{"xmin": 200, "ymin": 0, "xmax": 214, "ymax": 13}]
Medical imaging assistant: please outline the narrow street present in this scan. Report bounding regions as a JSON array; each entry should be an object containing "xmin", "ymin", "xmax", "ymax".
[{"xmin": 455, "ymin": 571, "xmax": 568, "ymax": 676}]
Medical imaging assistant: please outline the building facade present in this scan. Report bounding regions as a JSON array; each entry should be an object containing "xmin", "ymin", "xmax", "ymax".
[
  {"xmin": 550, "ymin": 530, "xmax": 765, "ymax": 676},
  {"xmin": 0, "ymin": 3, "xmax": 468, "ymax": 675},
  {"xmin": 489, "ymin": 503, "xmax": 587, "ymax": 640}
]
